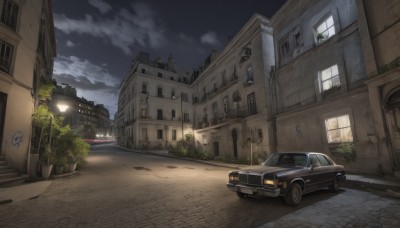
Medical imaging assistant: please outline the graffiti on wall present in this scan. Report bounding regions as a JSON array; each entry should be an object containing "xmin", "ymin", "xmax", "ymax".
[{"xmin": 11, "ymin": 131, "xmax": 24, "ymax": 149}]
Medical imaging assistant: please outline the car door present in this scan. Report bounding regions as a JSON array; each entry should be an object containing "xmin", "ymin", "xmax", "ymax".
[
  {"xmin": 316, "ymin": 154, "xmax": 337, "ymax": 187},
  {"xmin": 306, "ymin": 154, "xmax": 324, "ymax": 192}
]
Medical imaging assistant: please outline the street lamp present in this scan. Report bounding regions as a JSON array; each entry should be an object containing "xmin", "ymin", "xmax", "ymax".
[{"xmin": 57, "ymin": 104, "xmax": 69, "ymax": 113}]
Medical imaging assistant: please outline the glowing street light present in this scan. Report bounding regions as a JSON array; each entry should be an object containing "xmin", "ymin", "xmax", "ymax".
[{"xmin": 57, "ymin": 104, "xmax": 69, "ymax": 113}]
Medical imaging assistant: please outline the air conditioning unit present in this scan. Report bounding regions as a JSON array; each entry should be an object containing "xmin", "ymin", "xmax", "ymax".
[{"xmin": 172, "ymin": 96, "xmax": 176, "ymax": 100}]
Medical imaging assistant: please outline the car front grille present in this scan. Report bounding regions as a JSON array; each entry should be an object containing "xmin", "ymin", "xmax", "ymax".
[{"xmin": 238, "ymin": 173, "xmax": 262, "ymax": 186}]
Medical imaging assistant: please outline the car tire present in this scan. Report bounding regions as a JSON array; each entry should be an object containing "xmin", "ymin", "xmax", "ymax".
[
  {"xmin": 236, "ymin": 192, "xmax": 247, "ymax": 199},
  {"xmin": 284, "ymin": 182, "xmax": 302, "ymax": 206},
  {"xmin": 329, "ymin": 176, "xmax": 340, "ymax": 193}
]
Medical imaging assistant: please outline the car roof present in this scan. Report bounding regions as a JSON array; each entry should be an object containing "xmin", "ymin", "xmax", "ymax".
[{"xmin": 275, "ymin": 151, "xmax": 326, "ymax": 155}]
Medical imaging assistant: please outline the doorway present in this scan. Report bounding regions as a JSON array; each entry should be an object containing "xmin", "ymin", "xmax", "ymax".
[
  {"xmin": 232, "ymin": 129, "xmax": 238, "ymax": 158},
  {"xmin": 385, "ymin": 89, "xmax": 400, "ymax": 166},
  {"xmin": 213, "ymin": 142, "xmax": 219, "ymax": 157},
  {"xmin": 0, "ymin": 92, "xmax": 7, "ymax": 154}
]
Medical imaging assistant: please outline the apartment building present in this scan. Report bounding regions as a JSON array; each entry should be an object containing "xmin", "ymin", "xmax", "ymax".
[
  {"xmin": 116, "ymin": 53, "xmax": 193, "ymax": 149},
  {"xmin": 51, "ymin": 84, "xmax": 111, "ymax": 139},
  {"xmin": 271, "ymin": 0, "xmax": 391, "ymax": 174},
  {"xmin": 191, "ymin": 14, "xmax": 275, "ymax": 161},
  {"xmin": 0, "ymin": 0, "xmax": 56, "ymax": 172}
]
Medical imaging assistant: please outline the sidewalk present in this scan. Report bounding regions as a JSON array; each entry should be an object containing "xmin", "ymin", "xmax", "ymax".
[{"xmin": 0, "ymin": 181, "xmax": 52, "ymax": 204}]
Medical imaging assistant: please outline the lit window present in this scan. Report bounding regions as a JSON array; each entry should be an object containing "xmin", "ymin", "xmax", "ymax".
[
  {"xmin": 319, "ymin": 64, "xmax": 340, "ymax": 92},
  {"xmin": 1, "ymin": 0, "xmax": 19, "ymax": 31},
  {"xmin": 316, "ymin": 15, "xmax": 335, "ymax": 43},
  {"xmin": 0, "ymin": 39, "xmax": 13, "ymax": 73},
  {"xmin": 325, "ymin": 115, "xmax": 353, "ymax": 143}
]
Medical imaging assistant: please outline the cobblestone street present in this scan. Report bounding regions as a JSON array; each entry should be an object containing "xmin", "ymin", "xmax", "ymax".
[{"xmin": 1, "ymin": 144, "xmax": 400, "ymax": 227}]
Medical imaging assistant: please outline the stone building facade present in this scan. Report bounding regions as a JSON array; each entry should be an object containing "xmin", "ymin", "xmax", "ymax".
[
  {"xmin": 0, "ymin": 0, "xmax": 55, "ymax": 172},
  {"xmin": 116, "ymin": 52, "xmax": 193, "ymax": 149},
  {"xmin": 191, "ymin": 15, "xmax": 275, "ymax": 162},
  {"xmin": 361, "ymin": 0, "xmax": 400, "ymax": 174}
]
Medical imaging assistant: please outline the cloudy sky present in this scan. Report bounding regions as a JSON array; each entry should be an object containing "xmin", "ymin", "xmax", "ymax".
[{"xmin": 53, "ymin": 0, "xmax": 287, "ymax": 119}]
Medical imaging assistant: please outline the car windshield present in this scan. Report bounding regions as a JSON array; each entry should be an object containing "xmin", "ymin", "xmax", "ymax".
[{"xmin": 265, "ymin": 153, "xmax": 308, "ymax": 167}]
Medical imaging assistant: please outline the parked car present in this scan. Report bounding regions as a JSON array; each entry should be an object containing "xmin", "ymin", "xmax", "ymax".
[{"xmin": 226, "ymin": 152, "xmax": 346, "ymax": 206}]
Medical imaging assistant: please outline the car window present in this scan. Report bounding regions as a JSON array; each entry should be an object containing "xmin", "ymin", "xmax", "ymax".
[
  {"xmin": 317, "ymin": 154, "xmax": 331, "ymax": 166},
  {"xmin": 309, "ymin": 154, "xmax": 321, "ymax": 167},
  {"xmin": 265, "ymin": 153, "xmax": 307, "ymax": 167}
]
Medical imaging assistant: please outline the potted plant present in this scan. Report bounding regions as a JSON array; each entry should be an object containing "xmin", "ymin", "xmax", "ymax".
[
  {"xmin": 53, "ymin": 155, "xmax": 67, "ymax": 175},
  {"xmin": 41, "ymin": 145, "xmax": 54, "ymax": 179}
]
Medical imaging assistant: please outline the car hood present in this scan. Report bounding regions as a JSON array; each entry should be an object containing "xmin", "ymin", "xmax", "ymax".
[{"xmin": 239, "ymin": 165, "xmax": 302, "ymax": 177}]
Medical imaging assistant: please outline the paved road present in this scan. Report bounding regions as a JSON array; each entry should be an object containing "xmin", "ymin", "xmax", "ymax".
[{"xmin": 0, "ymin": 144, "xmax": 399, "ymax": 227}]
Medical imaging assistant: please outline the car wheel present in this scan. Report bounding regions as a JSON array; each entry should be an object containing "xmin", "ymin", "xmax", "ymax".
[
  {"xmin": 284, "ymin": 182, "xmax": 302, "ymax": 206},
  {"xmin": 236, "ymin": 192, "xmax": 247, "ymax": 199},
  {"xmin": 329, "ymin": 176, "xmax": 340, "ymax": 192}
]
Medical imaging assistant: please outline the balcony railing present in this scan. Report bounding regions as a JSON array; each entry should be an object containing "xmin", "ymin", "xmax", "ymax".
[{"xmin": 194, "ymin": 108, "xmax": 252, "ymax": 129}]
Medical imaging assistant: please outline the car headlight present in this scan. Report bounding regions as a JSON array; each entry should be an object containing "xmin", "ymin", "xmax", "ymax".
[
  {"xmin": 263, "ymin": 179, "xmax": 279, "ymax": 186},
  {"xmin": 229, "ymin": 175, "xmax": 239, "ymax": 181}
]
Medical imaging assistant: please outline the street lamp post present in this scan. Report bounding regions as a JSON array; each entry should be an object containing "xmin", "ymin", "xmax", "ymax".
[{"xmin": 181, "ymin": 92, "xmax": 184, "ymax": 141}]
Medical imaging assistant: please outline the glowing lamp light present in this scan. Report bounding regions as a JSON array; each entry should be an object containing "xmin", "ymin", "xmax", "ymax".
[{"xmin": 57, "ymin": 104, "xmax": 69, "ymax": 113}]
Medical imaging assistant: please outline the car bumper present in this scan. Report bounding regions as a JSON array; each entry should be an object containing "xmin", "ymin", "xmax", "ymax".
[{"xmin": 226, "ymin": 182, "xmax": 281, "ymax": 197}]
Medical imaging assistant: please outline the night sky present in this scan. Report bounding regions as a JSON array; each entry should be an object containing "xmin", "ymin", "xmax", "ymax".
[{"xmin": 52, "ymin": 0, "xmax": 287, "ymax": 119}]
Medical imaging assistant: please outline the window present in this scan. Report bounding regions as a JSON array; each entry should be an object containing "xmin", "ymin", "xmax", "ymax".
[
  {"xmin": 184, "ymin": 113, "xmax": 189, "ymax": 122},
  {"xmin": 1, "ymin": 0, "xmax": 19, "ymax": 31},
  {"xmin": 246, "ymin": 66, "xmax": 254, "ymax": 83},
  {"xmin": 317, "ymin": 154, "xmax": 332, "ymax": 166},
  {"xmin": 142, "ymin": 128, "xmax": 148, "ymax": 140},
  {"xmin": 309, "ymin": 154, "xmax": 321, "ymax": 167},
  {"xmin": 158, "ymin": 72, "xmax": 162, "ymax": 78},
  {"xmin": 319, "ymin": 64, "xmax": 340, "ymax": 92},
  {"xmin": 141, "ymin": 68, "xmax": 145, "ymax": 74},
  {"xmin": 142, "ymin": 83, "xmax": 147, "ymax": 93},
  {"xmin": 247, "ymin": 92, "xmax": 257, "ymax": 115},
  {"xmin": 222, "ymin": 71, "xmax": 227, "ymax": 86},
  {"xmin": 315, "ymin": 15, "xmax": 335, "ymax": 44},
  {"xmin": 223, "ymin": 96, "xmax": 229, "ymax": 117},
  {"xmin": 157, "ymin": 129, "xmax": 163, "ymax": 139},
  {"xmin": 171, "ymin": 90, "xmax": 175, "ymax": 99},
  {"xmin": 172, "ymin": 109, "xmax": 176, "ymax": 119},
  {"xmin": 172, "ymin": 130, "xmax": 177, "ymax": 140},
  {"xmin": 325, "ymin": 115, "xmax": 353, "ymax": 143},
  {"xmin": 181, "ymin": 93, "xmax": 188, "ymax": 102},
  {"xmin": 157, "ymin": 87, "xmax": 163, "ymax": 97},
  {"xmin": 141, "ymin": 108, "xmax": 146, "ymax": 118},
  {"xmin": 279, "ymin": 38, "xmax": 290, "ymax": 66},
  {"xmin": 0, "ymin": 39, "xmax": 13, "ymax": 73},
  {"xmin": 157, "ymin": 109, "xmax": 163, "ymax": 120}
]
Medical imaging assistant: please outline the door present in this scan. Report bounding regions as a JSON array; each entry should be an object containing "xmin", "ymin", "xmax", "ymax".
[
  {"xmin": 213, "ymin": 142, "xmax": 219, "ymax": 157},
  {"xmin": 232, "ymin": 129, "xmax": 238, "ymax": 158},
  {"xmin": 386, "ymin": 89, "xmax": 400, "ymax": 166},
  {"xmin": 0, "ymin": 92, "xmax": 7, "ymax": 154}
]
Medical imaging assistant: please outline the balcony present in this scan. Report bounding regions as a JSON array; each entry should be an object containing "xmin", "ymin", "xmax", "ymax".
[{"xmin": 194, "ymin": 108, "xmax": 251, "ymax": 130}]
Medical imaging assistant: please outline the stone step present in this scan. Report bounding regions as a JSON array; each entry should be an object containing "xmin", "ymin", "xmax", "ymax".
[
  {"xmin": 0, "ymin": 168, "xmax": 15, "ymax": 174},
  {"xmin": 0, "ymin": 172, "xmax": 18, "ymax": 180},
  {"xmin": 0, "ymin": 161, "xmax": 8, "ymax": 166},
  {"xmin": 0, "ymin": 165, "xmax": 10, "ymax": 169},
  {"xmin": 0, "ymin": 175, "xmax": 28, "ymax": 188}
]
